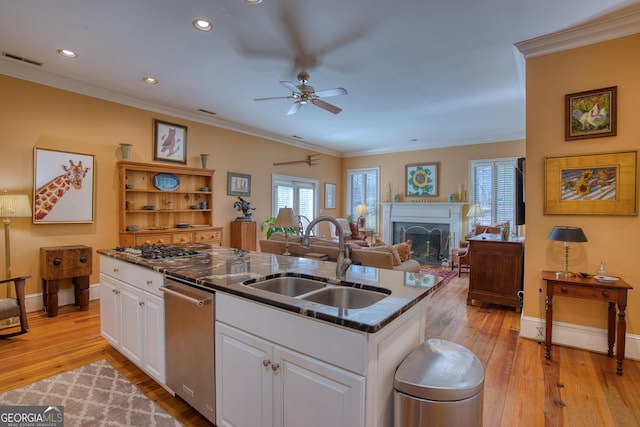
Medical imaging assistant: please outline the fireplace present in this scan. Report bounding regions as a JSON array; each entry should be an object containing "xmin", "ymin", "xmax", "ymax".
[
  {"xmin": 381, "ymin": 202, "xmax": 467, "ymax": 265},
  {"xmin": 393, "ymin": 222, "xmax": 450, "ymax": 265}
]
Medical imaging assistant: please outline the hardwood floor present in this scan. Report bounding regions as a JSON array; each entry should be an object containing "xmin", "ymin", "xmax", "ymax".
[{"xmin": 1, "ymin": 276, "xmax": 638, "ymax": 427}]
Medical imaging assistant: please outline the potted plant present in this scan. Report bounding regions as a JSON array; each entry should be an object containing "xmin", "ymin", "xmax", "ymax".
[{"xmin": 261, "ymin": 217, "xmax": 297, "ymax": 240}]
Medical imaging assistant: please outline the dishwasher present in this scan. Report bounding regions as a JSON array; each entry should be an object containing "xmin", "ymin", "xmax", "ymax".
[{"xmin": 161, "ymin": 276, "xmax": 215, "ymax": 424}]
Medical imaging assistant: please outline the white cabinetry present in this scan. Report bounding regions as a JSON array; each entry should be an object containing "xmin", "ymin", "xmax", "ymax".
[
  {"xmin": 99, "ymin": 255, "xmax": 166, "ymax": 384},
  {"xmin": 216, "ymin": 292, "xmax": 426, "ymax": 427},
  {"xmin": 216, "ymin": 322, "xmax": 364, "ymax": 427}
]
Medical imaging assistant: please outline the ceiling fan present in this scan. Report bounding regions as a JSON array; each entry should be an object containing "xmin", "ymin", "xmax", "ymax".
[{"xmin": 255, "ymin": 71, "xmax": 348, "ymax": 115}]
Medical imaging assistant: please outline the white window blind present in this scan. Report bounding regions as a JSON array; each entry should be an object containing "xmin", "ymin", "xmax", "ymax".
[
  {"xmin": 347, "ymin": 167, "xmax": 380, "ymax": 231},
  {"xmin": 470, "ymin": 158, "xmax": 518, "ymax": 230},
  {"xmin": 272, "ymin": 174, "xmax": 318, "ymax": 222}
]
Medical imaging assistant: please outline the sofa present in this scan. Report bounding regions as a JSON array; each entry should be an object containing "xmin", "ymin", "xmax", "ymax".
[{"xmin": 259, "ymin": 233, "xmax": 420, "ymax": 272}]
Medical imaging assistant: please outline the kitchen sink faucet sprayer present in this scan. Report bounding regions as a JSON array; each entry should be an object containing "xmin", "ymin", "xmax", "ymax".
[{"xmin": 301, "ymin": 216, "xmax": 352, "ymax": 280}]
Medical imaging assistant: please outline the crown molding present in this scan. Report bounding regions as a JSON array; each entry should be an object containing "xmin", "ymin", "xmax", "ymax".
[
  {"xmin": 0, "ymin": 58, "xmax": 342, "ymax": 158},
  {"xmin": 516, "ymin": 3, "xmax": 640, "ymax": 58}
]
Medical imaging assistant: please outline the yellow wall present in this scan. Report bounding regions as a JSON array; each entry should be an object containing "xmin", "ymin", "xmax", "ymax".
[
  {"xmin": 0, "ymin": 75, "xmax": 342, "ymax": 295},
  {"xmin": 524, "ymin": 33, "xmax": 640, "ymax": 335},
  {"xmin": 343, "ymin": 141, "xmax": 525, "ymax": 232}
]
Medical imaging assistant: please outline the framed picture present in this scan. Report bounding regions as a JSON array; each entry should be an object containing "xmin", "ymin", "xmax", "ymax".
[
  {"xmin": 325, "ymin": 183, "xmax": 336, "ymax": 209},
  {"xmin": 228, "ymin": 172, "xmax": 251, "ymax": 196},
  {"xmin": 406, "ymin": 162, "xmax": 439, "ymax": 197},
  {"xmin": 565, "ymin": 86, "xmax": 617, "ymax": 140},
  {"xmin": 153, "ymin": 119, "xmax": 187, "ymax": 164},
  {"xmin": 33, "ymin": 148, "xmax": 95, "ymax": 223},
  {"xmin": 545, "ymin": 151, "xmax": 637, "ymax": 215}
]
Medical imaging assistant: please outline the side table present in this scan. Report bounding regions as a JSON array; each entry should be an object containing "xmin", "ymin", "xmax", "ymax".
[
  {"xmin": 40, "ymin": 245, "xmax": 92, "ymax": 317},
  {"xmin": 541, "ymin": 271, "xmax": 633, "ymax": 375}
]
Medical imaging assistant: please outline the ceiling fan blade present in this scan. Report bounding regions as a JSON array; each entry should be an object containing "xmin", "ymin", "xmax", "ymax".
[
  {"xmin": 314, "ymin": 87, "xmax": 348, "ymax": 98},
  {"xmin": 280, "ymin": 81, "xmax": 302, "ymax": 94},
  {"xmin": 254, "ymin": 96, "xmax": 293, "ymax": 101},
  {"xmin": 287, "ymin": 102, "xmax": 302, "ymax": 115},
  {"xmin": 312, "ymin": 99, "xmax": 342, "ymax": 114}
]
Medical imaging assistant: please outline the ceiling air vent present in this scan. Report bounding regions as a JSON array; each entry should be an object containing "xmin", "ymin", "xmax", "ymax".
[
  {"xmin": 197, "ymin": 108, "xmax": 216, "ymax": 115},
  {"xmin": 1, "ymin": 51, "xmax": 43, "ymax": 66}
]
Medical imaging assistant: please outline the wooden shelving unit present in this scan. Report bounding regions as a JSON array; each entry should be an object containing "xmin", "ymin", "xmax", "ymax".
[{"xmin": 118, "ymin": 161, "xmax": 222, "ymax": 246}]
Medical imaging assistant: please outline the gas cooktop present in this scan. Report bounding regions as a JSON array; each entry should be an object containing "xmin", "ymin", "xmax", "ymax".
[{"xmin": 114, "ymin": 244, "xmax": 202, "ymax": 260}]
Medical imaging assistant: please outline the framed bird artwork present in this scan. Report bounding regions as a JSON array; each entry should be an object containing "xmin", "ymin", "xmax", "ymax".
[
  {"xmin": 153, "ymin": 119, "xmax": 188, "ymax": 164},
  {"xmin": 565, "ymin": 86, "xmax": 617, "ymax": 141}
]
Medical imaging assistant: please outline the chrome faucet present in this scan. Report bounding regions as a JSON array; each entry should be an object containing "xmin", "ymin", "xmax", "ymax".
[{"xmin": 301, "ymin": 216, "xmax": 352, "ymax": 280}]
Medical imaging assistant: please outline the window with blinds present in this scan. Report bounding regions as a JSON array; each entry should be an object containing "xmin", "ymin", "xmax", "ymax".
[
  {"xmin": 347, "ymin": 167, "xmax": 380, "ymax": 231},
  {"xmin": 272, "ymin": 174, "xmax": 318, "ymax": 222},
  {"xmin": 469, "ymin": 158, "xmax": 518, "ymax": 231}
]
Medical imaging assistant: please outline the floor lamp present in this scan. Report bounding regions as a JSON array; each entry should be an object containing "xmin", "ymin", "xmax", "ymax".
[{"xmin": 0, "ymin": 191, "xmax": 32, "ymax": 296}]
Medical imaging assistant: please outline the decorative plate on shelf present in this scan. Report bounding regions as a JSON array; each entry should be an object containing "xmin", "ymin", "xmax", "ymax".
[
  {"xmin": 594, "ymin": 275, "xmax": 618, "ymax": 283},
  {"xmin": 153, "ymin": 173, "xmax": 180, "ymax": 191}
]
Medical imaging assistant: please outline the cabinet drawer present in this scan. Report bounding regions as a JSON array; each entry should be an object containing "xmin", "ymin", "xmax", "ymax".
[
  {"xmin": 195, "ymin": 229, "xmax": 222, "ymax": 243},
  {"xmin": 100, "ymin": 256, "xmax": 140, "ymax": 284},
  {"xmin": 134, "ymin": 233, "xmax": 171, "ymax": 245},
  {"xmin": 554, "ymin": 283, "xmax": 619, "ymax": 302},
  {"xmin": 172, "ymin": 232, "xmax": 193, "ymax": 244},
  {"xmin": 140, "ymin": 269, "xmax": 164, "ymax": 297}
]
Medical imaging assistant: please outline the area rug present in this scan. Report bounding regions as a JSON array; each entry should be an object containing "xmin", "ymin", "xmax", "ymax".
[
  {"xmin": 0, "ymin": 359, "xmax": 181, "ymax": 426},
  {"xmin": 419, "ymin": 268, "xmax": 459, "ymax": 287}
]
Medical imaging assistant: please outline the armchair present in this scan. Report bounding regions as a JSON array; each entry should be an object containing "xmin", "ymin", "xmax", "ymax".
[
  {"xmin": 0, "ymin": 275, "xmax": 31, "ymax": 338},
  {"xmin": 450, "ymin": 224, "xmax": 504, "ymax": 275},
  {"xmin": 331, "ymin": 218, "xmax": 369, "ymax": 247}
]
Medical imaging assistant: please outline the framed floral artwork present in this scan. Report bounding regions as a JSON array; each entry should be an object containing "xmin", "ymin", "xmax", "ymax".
[
  {"xmin": 545, "ymin": 151, "xmax": 636, "ymax": 215},
  {"xmin": 406, "ymin": 163, "xmax": 439, "ymax": 197}
]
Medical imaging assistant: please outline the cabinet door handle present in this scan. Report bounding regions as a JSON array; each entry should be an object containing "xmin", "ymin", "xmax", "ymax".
[
  {"xmin": 113, "ymin": 268, "xmax": 119, "ymax": 273},
  {"xmin": 262, "ymin": 360, "xmax": 271, "ymax": 367},
  {"xmin": 139, "ymin": 301, "xmax": 144, "ymax": 307},
  {"xmin": 602, "ymin": 290, "xmax": 609, "ymax": 298},
  {"xmin": 271, "ymin": 363, "xmax": 280, "ymax": 372},
  {"xmin": 561, "ymin": 286, "xmax": 568, "ymax": 293},
  {"xmin": 146, "ymin": 280, "xmax": 153, "ymax": 285}
]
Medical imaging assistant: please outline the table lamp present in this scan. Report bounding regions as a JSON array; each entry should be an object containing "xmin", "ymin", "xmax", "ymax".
[
  {"xmin": 467, "ymin": 204, "xmax": 484, "ymax": 229},
  {"xmin": 273, "ymin": 207, "xmax": 297, "ymax": 256},
  {"xmin": 356, "ymin": 204, "xmax": 368, "ymax": 228},
  {"xmin": 0, "ymin": 191, "xmax": 32, "ymax": 296},
  {"xmin": 547, "ymin": 226, "xmax": 588, "ymax": 278}
]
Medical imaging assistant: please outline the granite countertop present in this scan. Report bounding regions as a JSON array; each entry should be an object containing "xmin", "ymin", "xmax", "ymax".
[{"xmin": 97, "ymin": 244, "xmax": 443, "ymax": 333}]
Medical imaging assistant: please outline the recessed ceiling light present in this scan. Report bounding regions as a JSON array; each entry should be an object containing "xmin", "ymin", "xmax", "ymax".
[
  {"xmin": 192, "ymin": 19, "xmax": 212, "ymax": 32},
  {"xmin": 57, "ymin": 49, "xmax": 77, "ymax": 58},
  {"xmin": 244, "ymin": 0, "xmax": 263, "ymax": 4},
  {"xmin": 409, "ymin": 138, "xmax": 418, "ymax": 142},
  {"xmin": 143, "ymin": 77, "xmax": 158, "ymax": 84}
]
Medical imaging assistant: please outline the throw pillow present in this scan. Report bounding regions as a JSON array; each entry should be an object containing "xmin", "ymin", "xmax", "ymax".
[
  {"xmin": 348, "ymin": 221, "xmax": 359, "ymax": 237},
  {"xmin": 394, "ymin": 240, "xmax": 413, "ymax": 262},
  {"xmin": 372, "ymin": 244, "xmax": 401, "ymax": 265},
  {"xmin": 373, "ymin": 238, "xmax": 386, "ymax": 247}
]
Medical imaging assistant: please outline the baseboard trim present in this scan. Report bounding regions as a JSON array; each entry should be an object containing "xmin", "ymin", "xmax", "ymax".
[
  {"xmin": 520, "ymin": 314, "xmax": 640, "ymax": 361},
  {"xmin": 25, "ymin": 283, "xmax": 101, "ymax": 314}
]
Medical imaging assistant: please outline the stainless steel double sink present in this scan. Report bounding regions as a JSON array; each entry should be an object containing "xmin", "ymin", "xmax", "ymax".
[{"xmin": 243, "ymin": 275, "xmax": 390, "ymax": 309}]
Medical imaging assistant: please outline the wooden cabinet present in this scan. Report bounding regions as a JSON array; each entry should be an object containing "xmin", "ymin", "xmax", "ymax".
[
  {"xmin": 468, "ymin": 234, "xmax": 524, "ymax": 312},
  {"xmin": 118, "ymin": 161, "xmax": 221, "ymax": 246},
  {"xmin": 216, "ymin": 322, "xmax": 365, "ymax": 427},
  {"xmin": 230, "ymin": 221, "xmax": 256, "ymax": 251},
  {"xmin": 99, "ymin": 256, "xmax": 166, "ymax": 383}
]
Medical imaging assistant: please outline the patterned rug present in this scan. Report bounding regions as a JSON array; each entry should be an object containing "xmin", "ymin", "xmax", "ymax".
[
  {"xmin": 0, "ymin": 359, "xmax": 181, "ymax": 426},
  {"xmin": 419, "ymin": 267, "xmax": 459, "ymax": 287}
]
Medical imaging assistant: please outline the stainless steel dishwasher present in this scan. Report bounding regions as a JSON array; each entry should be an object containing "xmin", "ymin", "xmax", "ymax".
[{"xmin": 161, "ymin": 276, "xmax": 215, "ymax": 424}]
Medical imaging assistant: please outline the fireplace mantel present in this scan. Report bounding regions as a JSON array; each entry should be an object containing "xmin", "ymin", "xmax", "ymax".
[{"xmin": 381, "ymin": 202, "xmax": 468, "ymax": 245}]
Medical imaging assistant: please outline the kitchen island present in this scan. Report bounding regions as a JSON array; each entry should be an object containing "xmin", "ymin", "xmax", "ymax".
[{"xmin": 98, "ymin": 244, "xmax": 444, "ymax": 427}]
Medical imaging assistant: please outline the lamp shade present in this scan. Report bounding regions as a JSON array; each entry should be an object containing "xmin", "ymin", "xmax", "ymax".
[
  {"xmin": 467, "ymin": 204, "xmax": 484, "ymax": 218},
  {"xmin": 0, "ymin": 192, "xmax": 32, "ymax": 218},
  {"xmin": 356, "ymin": 204, "xmax": 368, "ymax": 216},
  {"xmin": 547, "ymin": 226, "xmax": 588, "ymax": 243},
  {"xmin": 273, "ymin": 207, "xmax": 297, "ymax": 229}
]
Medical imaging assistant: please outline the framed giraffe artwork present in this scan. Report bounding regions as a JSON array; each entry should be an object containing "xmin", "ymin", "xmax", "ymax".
[
  {"xmin": 33, "ymin": 148, "xmax": 95, "ymax": 223},
  {"xmin": 153, "ymin": 119, "xmax": 187, "ymax": 164}
]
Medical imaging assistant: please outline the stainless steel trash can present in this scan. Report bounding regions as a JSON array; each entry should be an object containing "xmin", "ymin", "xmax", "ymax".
[{"xmin": 394, "ymin": 338, "xmax": 484, "ymax": 427}]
